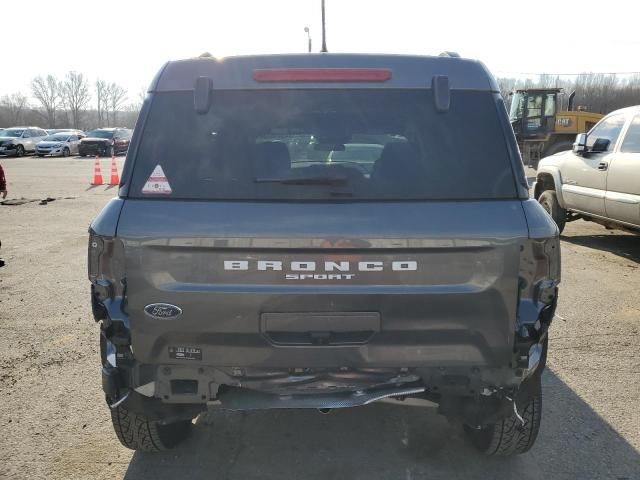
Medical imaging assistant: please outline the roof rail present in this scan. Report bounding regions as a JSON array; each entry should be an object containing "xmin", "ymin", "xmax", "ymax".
[{"xmin": 439, "ymin": 51, "xmax": 461, "ymax": 58}]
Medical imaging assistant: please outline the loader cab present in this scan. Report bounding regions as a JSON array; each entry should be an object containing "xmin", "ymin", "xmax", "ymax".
[{"xmin": 510, "ymin": 88, "xmax": 559, "ymax": 141}]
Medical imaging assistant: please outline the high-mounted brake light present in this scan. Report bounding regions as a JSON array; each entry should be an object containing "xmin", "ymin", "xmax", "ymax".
[{"xmin": 253, "ymin": 68, "xmax": 392, "ymax": 83}]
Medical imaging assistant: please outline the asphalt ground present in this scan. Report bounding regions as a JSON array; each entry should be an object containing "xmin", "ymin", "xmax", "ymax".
[{"xmin": 0, "ymin": 157, "xmax": 638, "ymax": 479}]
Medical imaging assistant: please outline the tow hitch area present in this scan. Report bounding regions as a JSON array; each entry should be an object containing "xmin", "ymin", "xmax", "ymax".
[{"xmin": 207, "ymin": 385, "xmax": 427, "ymax": 411}]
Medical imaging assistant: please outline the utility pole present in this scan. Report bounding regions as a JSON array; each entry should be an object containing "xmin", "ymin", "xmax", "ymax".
[{"xmin": 321, "ymin": 0, "xmax": 328, "ymax": 53}]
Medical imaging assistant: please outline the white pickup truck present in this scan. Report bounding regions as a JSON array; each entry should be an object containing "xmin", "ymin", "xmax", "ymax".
[{"xmin": 534, "ymin": 105, "xmax": 640, "ymax": 234}]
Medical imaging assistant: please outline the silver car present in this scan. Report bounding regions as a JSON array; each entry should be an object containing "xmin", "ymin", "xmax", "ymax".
[
  {"xmin": 35, "ymin": 132, "xmax": 83, "ymax": 157},
  {"xmin": 534, "ymin": 105, "xmax": 640, "ymax": 233},
  {"xmin": 46, "ymin": 128, "xmax": 85, "ymax": 136},
  {"xmin": 0, "ymin": 127, "xmax": 49, "ymax": 156}
]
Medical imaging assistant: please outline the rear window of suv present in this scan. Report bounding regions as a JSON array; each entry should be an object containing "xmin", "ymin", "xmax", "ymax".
[{"xmin": 129, "ymin": 89, "xmax": 516, "ymax": 200}]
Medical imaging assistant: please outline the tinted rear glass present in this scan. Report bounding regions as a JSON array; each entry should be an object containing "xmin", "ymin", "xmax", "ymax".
[{"xmin": 129, "ymin": 90, "xmax": 516, "ymax": 200}]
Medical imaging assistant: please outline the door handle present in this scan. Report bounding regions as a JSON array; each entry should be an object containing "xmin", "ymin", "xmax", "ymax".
[{"xmin": 597, "ymin": 162, "xmax": 608, "ymax": 171}]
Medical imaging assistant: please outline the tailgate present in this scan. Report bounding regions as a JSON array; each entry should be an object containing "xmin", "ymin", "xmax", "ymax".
[{"xmin": 117, "ymin": 200, "xmax": 529, "ymax": 368}]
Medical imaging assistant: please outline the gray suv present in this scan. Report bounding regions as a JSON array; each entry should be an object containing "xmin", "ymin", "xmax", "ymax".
[{"xmin": 88, "ymin": 54, "xmax": 561, "ymax": 456}]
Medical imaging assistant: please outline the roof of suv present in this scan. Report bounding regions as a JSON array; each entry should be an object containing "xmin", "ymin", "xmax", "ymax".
[{"xmin": 150, "ymin": 53, "xmax": 498, "ymax": 93}]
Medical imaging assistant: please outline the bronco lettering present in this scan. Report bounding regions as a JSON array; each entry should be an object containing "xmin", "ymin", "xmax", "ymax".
[{"xmin": 223, "ymin": 260, "xmax": 417, "ymax": 272}]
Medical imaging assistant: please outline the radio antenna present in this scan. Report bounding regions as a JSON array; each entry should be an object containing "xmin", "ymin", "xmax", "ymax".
[{"xmin": 321, "ymin": 0, "xmax": 328, "ymax": 52}]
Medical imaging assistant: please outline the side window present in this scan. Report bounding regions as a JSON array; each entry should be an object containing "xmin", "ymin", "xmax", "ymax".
[
  {"xmin": 620, "ymin": 115, "xmax": 640, "ymax": 153},
  {"xmin": 544, "ymin": 94, "xmax": 555, "ymax": 116},
  {"xmin": 22, "ymin": 130, "xmax": 31, "ymax": 138},
  {"xmin": 39, "ymin": 129, "xmax": 47, "ymax": 137},
  {"xmin": 587, "ymin": 114, "xmax": 626, "ymax": 151}
]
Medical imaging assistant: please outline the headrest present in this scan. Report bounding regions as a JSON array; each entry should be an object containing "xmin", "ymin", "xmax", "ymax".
[
  {"xmin": 371, "ymin": 141, "xmax": 421, "ymax": 181},
  {"xmin": 254, "ymin": 141, "xmax": 291, "ymax": 177}
]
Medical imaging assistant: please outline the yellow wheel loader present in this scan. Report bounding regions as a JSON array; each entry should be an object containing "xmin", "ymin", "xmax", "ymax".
[{"xmin": 509, "ymin": 88, "xmax": 603, "ymax": 168}]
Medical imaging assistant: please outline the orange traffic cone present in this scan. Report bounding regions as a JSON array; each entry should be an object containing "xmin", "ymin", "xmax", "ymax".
[
  {"xmin": 109, "ymin": 155, "xmax": 120, "ymax": 186},
  {"xmin": 91, "ymin": 156, "xmax": 103, "ymax": 185}
]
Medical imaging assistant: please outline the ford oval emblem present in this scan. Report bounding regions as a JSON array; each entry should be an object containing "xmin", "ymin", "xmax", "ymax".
[{"xmin": 144, "ymin": 303, "xmax": 182, "ymax": 319}]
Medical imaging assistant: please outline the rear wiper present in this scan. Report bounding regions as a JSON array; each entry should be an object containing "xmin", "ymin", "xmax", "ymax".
[{"xmin": 255, "ymin": 175, "xmax": 348, "ymax": 186}]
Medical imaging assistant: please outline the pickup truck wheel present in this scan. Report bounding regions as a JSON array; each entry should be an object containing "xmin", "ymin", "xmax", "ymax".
[
  {"xmin": 465, "ymin": 374, "xmax": 542, "ymax": 456},
  {"xmin": 538, "ymin": 190, "xmax": 566, "ymax": 233},
  {"xmin": 110, "ymin": 403, "xmax": 192, "ymax": 452}
]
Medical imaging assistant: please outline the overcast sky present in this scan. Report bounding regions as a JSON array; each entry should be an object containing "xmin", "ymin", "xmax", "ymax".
[{"xmin": 3, "ymin": 0, "xmax": 640, "ymax": 104}]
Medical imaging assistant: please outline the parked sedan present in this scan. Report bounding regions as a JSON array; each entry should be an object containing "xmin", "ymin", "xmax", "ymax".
[
  {"xmin": 78, "ymin": 128, "xmax": 132, "ymax": 157},
  {"xmin": 0, "ymin": 127, "xmax": 49, "ymax": 156},
  {"xmin": 35, "ymin": 132, "xmax": 83, "ymax": 157},
  {"xmin": 46, "ymin": 128, "xmax": 85, "ymax": 136},
  {"xmin": 327, "ymin": 143, "xmax": 384, "ymax": 175}
]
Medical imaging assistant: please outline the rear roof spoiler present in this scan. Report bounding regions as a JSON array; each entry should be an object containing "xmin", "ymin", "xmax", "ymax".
[{"xmin": 151, "ymin": 54, "xmax": 499, "ymax": 93}]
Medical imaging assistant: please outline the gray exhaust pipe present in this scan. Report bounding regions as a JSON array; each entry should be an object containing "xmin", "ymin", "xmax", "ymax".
[{"xmin": 568, "ymin": 91, "xmax": 576, "ymax": 111}]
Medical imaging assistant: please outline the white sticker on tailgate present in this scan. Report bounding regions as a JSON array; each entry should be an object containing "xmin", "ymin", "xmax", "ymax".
[{"xmin": 142, "ymin": 164, "xmax": 172, "ymax": 195}]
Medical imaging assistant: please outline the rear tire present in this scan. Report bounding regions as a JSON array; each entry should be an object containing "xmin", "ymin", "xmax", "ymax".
[
  {"xmin": 466, "ymin": 374, "xmax": 542, "ymax": 456},
  {"xmin": 110, "ymin": 403, "xmax": 192, "ymax": 452},
  {"xmin": 538, "ymin": 190, "xmax": 566, "ymax": 233}
]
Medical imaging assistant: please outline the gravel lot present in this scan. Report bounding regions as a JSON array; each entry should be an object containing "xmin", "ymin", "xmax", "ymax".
[{"xmin": 0, "ymin": 157, "xmax": 638, "ymax": 479}]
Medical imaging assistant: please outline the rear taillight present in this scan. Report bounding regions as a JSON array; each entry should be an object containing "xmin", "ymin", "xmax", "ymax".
[
  {"xmin": 88, "ymin": 232, "xmax": 104, "ymax": 282},
  {"xmin": 88, "ymin": 231, "xmax": 124, "ymax": 284},
  {"xmin": 253, "ymin": 68, "xmax": 392, "ymax": 83},
  {"xmin": 519, "ymin": 237, "xmax": 561, "ymax": 307}
]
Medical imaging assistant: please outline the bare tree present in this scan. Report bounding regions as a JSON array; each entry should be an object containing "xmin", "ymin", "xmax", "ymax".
[
  {"xmin": 95, "ymin": 79, "xmax": 108, "ymax": 127},
  {"xmin": 103, "ymin": 82, "xmax": 113, "ymax": 125},
  {"xmin": 0, "ymin": 93, "xmax": 29, "ymax": 124},
  {"xmin": 497, "ymin": 73, "xmax": 640, "ymax": 115},
  {"xmin": 31, "ymin": 75, "xmax": 61, "ymax": 127},
  {"xmin": 107, "ymin": 82, "xmax": 127, "ymax": 126},
  {"xmin": 61, "ymin": 71, "xmax": 90, "ymax": 129}
]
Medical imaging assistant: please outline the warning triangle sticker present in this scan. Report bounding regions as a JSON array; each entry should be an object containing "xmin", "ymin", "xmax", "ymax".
[{"xmin": 141, "ymin": 165, "xmax": 172, "ymax": 195}]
